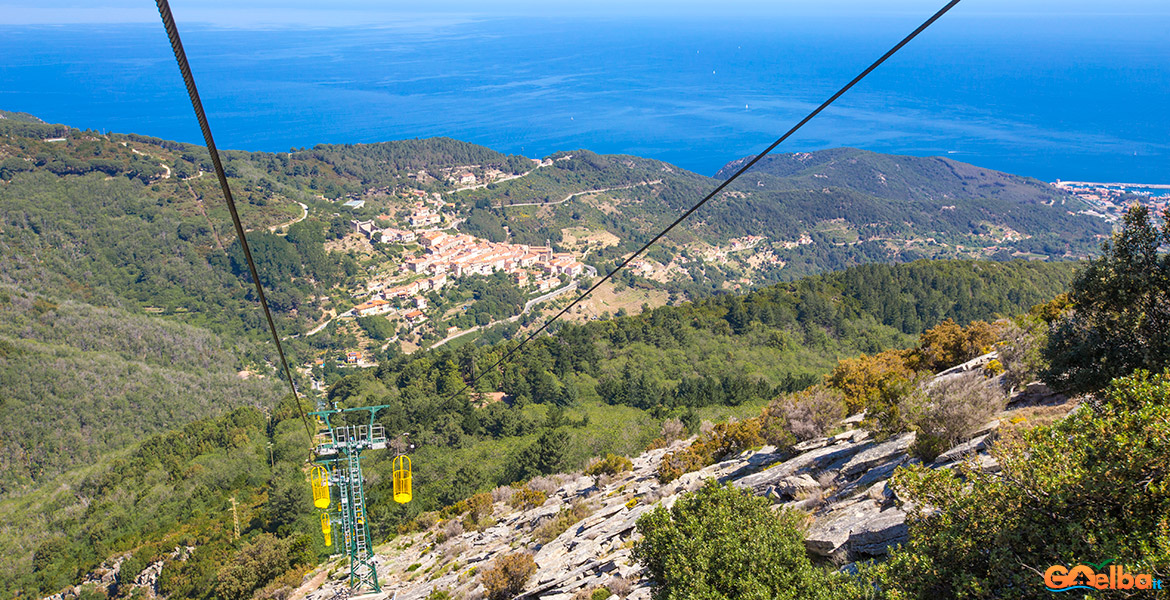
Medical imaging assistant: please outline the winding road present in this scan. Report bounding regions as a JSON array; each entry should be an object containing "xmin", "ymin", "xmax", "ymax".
[
  {"xmin": 492, "ymin": 180, "xmax": 661, "ymax": 209},
  {"xmin": 268, "ymin": 201, "xmax": 309, "ymax": 233}
]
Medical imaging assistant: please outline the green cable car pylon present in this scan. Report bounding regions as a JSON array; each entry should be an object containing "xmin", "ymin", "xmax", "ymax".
[{"xmin": 309, "ymin": 404, "xmax": 411, "ymax": 593}]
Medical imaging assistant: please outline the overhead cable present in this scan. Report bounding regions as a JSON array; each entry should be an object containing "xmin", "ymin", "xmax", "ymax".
[
  {"xmin": 444, "ymin": 0, "xmax": 963, "ymax": 400},
  {"xmin": 155, "ymin": 0, "xmax": 316, "ymax": 441}
]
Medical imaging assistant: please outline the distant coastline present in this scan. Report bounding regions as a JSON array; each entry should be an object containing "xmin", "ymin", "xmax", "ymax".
[
  {"xmin": 2, "ymin": 17, "xmax": 1168, "ymax": 185},
  {"xmin": 1053, "ymin": 179, "xmax": 1170, "ymax": 222},
  {"xmin": 1055, "ymin": 180, "xmax": 1170, "ymax": 190}
]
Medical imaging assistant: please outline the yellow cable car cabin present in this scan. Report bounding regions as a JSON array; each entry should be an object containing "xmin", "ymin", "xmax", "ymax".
[
  {"xmin": 320, "ymin": 511, "xmax": 332, "ymax": 547},
  {"xmin": 392, "ymin": 455, "xmax": 412, "ymax": 504},
  {"xmin": 309, "ymin": 465, "xmax": 330, "ymax": 509}
]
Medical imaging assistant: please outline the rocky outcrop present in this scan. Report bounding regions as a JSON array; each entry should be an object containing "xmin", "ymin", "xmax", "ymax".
[
  {"xmin": 292, "ymin": 370, "xmax": 1068, "ymax": 600},
  {"xmin": 40, "ymin": 546, "xmax": 193, "ymax": 600},
  {"xmin": 292, "ymin": 423, "xmax": 1000, "ymax": 600}
]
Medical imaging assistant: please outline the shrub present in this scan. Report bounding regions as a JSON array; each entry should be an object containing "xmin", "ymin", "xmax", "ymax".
[
  {"xmin": 213, "ymin": 534, "xmax": 313, "ymax": 600},
  {"xmin": 912, "ymin": 319, "xmax": 998, "ymax": 373},
  {"xmin": 425, "ymin": 589, "xmax": 454, "ymax": 600},
  {"xmin": 439, "ymin": 500, "xmax": 468, "ymax": 521},
  {"xmin": 824, "ymin": 349, "xmax": 916, "ymax": 412},
  {"xmin": 643, "ymin": 437, "xmax": 669, "ymax": 451},
  {"xmin": 655, "ymin": 448, "xmax": 707, "ymax": 485},
  {"xmin": 526, "ymin": 474, "xmax": 562, "ymax": 495},
  {"xmin": 435, "ymin": 519, "xmax": 464, "ymax": 544},
  {"xmin": 415, "ymin": 511, "xmax": 439, "ymax": 531},
  {"xmin": 859, "ymin": 375, "xmax": 923, "ymax": 441},
  {"xmin": 480, "ymin": 552, "xmax": 537, "ymax": 600},
  {"xmin": 607, "ymin": 576, "xmax": 631, "ymax": 597},
  {"xmin": 466, "ymin": 492, "xmax": 494, "ymax": 522},
  {"xmin": 996, "ymin": 318, "xmax": 1047, "ymax": 390},
  {"xmin": 534, "ymin": 500, "xmax": 594, "ymax": 544},
  {"xmin": 762, "ymin": 386, "xmax": 846, "ymax": 443},
  {"xmin": 633, "ymin": 481, "xmax": 833, "ymax": 600},
  {"xmin": 866, "ymin": 369, "xmax": 1170, "ymax": 598},
  {"xmin": 585, "ymin": 453, "xmax": 634, "ymax": 478},
  {"xmin": 572, "ymin": 587, "xmax": 613, "ymax": 600},
  {"xmin": 252, "ymin": 566, "xmax": 311, "ymax": 600},
  {"xmin": 509, "ymin": 485, "xmax": 549, "ymax": 510},
  {"xmin": 1028, "ymin": 293, "xmax": 1071, "ymax": 323},
  {"xmin": 490, "ymin": 485, "xmax": 514, "ymax": 503},
  {"xmin": 660, "ymin": 418, "xmax": 685, "ymax": 443},
  {"xmin": 656, "ymin": 419, "xmax": 763, "ymax": 483},
  {"xmin": 904, "ymin": 372, "xmax": 1006, "ymax": 462},
  {"xmin": 592, "ymin": 588, "xmax": 613, "ymax": 600}
]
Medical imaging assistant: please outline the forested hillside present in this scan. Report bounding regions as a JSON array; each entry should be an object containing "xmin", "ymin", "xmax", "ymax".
[
  {"xmin": 0, "ymin": 259, "xmax": 1078, "ymax": 598},
  {"xmin": 0, "ymin": 285, "xmax": 285, "ymax": 491},
  {"xmin": 453, "ymin": 147, "xmax": 1109, "ymax": 291},
  {"xmin": 291, "ymin": 138, "xmax": 534, "ymax": 189}
]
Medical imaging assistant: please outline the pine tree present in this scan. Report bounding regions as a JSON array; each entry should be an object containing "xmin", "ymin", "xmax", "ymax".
[{"xmin": 1044, "ymin": 204, "xmax": 1170, "ymax": 393}]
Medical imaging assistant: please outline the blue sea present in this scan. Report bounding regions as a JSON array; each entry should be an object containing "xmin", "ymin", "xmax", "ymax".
[{"xmin": 2, "ymin": 10, "xmax": 1168, "ymax": 183}]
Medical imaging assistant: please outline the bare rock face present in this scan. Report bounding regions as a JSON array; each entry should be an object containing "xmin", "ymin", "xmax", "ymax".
[
  {"xmin": 288, "ymin": 360, "xmax": 1041, "ymax": 600},
  {"xmin": 840, "ymin": 433, "xmax": 915, "ymax": 477},
  {"xmin": 805, "ymin": 499, "xmax": 909, "ymax": 559},
  {"xmin": 40, "ymin": 546, "xmax": 194, "ymax": 600}
]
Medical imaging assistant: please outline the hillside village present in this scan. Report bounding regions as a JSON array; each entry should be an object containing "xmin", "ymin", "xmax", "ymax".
[
  {"xmin": 308, "ymin": 179, "xmax": 593, "ymax": 370},
  {"xmin": 303, "ymin": 155, "xmax": 1143, "ymax": 372}
]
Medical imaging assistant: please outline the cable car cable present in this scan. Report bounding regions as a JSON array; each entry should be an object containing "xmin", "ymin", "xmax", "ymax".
[
  {"xmin": 155, "ymin": 0, "xmax": 315, "ymax": 442},
  {"xmin": 443, "ymin": 0, "xmax": 963, "ymax": 401}
]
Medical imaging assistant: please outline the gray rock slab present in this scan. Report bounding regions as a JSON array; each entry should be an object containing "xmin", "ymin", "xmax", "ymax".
[
  {"xmin": 933, "ymin": 433, "xmax": 990, "ymax": 465},
  {"xmin": 840, "ymin": 433, "xmax": 915, "ymax": 477},
  {"xmin": 847, "ymin": 508, "xmax": 908, "ymax": 557},
  {"xmin": 734, "ymin": 439, "xmax": 873, "ymax": 494}
]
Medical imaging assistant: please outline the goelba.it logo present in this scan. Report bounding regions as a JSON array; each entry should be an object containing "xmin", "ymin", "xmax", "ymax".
[{"xmin": 1045, "ymin": 559, "xmax": 1163, "ymax": 592}]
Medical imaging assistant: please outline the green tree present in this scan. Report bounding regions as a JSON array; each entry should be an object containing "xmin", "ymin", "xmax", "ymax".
[
  {"xmin": 440, "ymin": 464, "xmax": 486, "ymax": 506},
  {"xmin": 511, "ymin": 429, "xmax": 570, "ymax": 481},
  {"xmin": 864, "ymin": 369, "xmax": 1170, "ymax": 599},
  {"xmin": 633, "ymin": 481, "xmax": 833, "ymax": 600},
  {"xmin": 264, "ymin": 468, "xmax": 310, "ymax": 537},
  {"xmin": 214, "ymin": 533, "xmax": 312, "ymax": 600},
  {"xmin": 1044, "ymin": 204, "xmax": 1170, "ymax": 394},
  {"xmin": 356, "ymin": 315, "xmax": 395, "ymax": 340}
]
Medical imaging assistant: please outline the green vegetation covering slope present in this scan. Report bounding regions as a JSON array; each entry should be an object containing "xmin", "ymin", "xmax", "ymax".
[
  {"xmin": 292, "ymin": 138, "xmax": 533, "ymax": 190},
  {"xmin": 0, "ymin": 119, "xmax": 532, "ymax": 340},
  {"xmin": 0, "ymin": 404, "xmax": 318, "ymax": 599},
  {"xmin": 0, "ymin": 114, "xmax": 1107, "ymax": 347},
  {"xmin": 0, "ymin": 110, "xmax": 47, "ymax": 124},
  {"xmin": 0, "ymin": 118, "xmax": 315, "ymax": 337},
  {"xmin": 0, "ymin": 285, "xmax": 285, "ymax": 491},
  {"xmin": 452, "ymin": 147, "xmax": 1109, "ymax": 293}
]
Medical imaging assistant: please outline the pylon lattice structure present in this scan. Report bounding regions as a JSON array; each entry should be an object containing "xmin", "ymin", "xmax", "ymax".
[{"xmin": 311, "ymin": 404, "xmax": 391, "ymax": 593}]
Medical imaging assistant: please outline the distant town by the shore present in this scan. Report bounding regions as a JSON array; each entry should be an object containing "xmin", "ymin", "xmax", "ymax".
[{"xmin": 1053, "ymin": 179, "xmax": 1170, "ymax": 221}]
